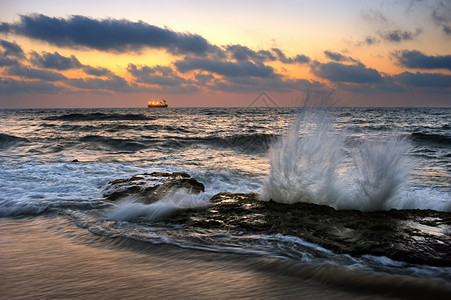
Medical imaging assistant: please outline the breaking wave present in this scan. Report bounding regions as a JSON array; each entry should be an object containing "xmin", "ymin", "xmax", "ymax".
[
  {"xmin": 0, "ymin": 133, "xmax": 30, "ymax": 150},
  {"xmin": 106, "ymin": 190, "xmax": 208, "ymax": 222},
  {"xmin": 44, "ymin": 112, "xmax": 155, "ymax": 121}
]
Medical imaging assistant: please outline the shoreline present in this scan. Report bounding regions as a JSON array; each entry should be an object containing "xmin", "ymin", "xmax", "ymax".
[{"xmin": 0, "ymin": 216, "xmax": 374, "ymax": 299}]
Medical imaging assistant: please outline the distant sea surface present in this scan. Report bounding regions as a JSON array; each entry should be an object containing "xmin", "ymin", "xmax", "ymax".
[{"xmin": 1, "ymin": 107, "xmax": 450, "ymax": 298}]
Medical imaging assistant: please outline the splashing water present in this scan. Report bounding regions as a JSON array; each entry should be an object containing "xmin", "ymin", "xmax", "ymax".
[
  {"xmin": 260, "ymin": 110, "xmax": 344, "ymax": 206},
  {"xmin": 106, "ymin": 190, "xmax": 208, "ymax": 222},
  {"xmin": 259, "ymin": 108, "xmax": 437, "ymax": 212}
]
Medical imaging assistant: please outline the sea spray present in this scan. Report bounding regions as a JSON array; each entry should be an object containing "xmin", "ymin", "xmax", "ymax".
[
  {"xmin": 260, "ymin": 109, "xmax": 344, "ymax": 206},
  {"xmin": 260, "ymin": 108, "xmax": 412, "ymax": 211},
  {"xmin": 340, "ymin": 138, "xmax": 411, "ymax": 211}
]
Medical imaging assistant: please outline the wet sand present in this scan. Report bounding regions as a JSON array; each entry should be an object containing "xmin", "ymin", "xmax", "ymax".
[{"xmin": 0, "ymin": 217, "xmax": 380, "ymax": 299}]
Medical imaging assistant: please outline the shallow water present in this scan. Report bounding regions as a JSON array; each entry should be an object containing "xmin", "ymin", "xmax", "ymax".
[{"xmin": 2, "ymin": 217, "xmax": 450, "ymax": 299}]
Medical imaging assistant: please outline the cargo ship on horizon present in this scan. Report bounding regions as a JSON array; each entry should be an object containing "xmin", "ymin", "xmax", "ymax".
[{"xmin": 148, "ymin": 99, "xmax": 168, "ymax": 108}]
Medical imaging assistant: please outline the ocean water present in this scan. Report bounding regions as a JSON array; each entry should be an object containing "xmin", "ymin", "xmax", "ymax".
[{"xmin": 1, "ymin": 107, "xmax": 450, "ymax": 298}]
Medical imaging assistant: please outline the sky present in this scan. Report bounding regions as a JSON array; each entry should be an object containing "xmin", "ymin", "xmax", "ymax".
[{"xmin": 0, "ymin": 0, "xmax": 450, "ymax": 108}]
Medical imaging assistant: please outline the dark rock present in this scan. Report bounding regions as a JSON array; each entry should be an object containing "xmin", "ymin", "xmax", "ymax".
[
  {"xmin": 71, "ymin": 159, "xmax": 80, "ymax": 163},
  {"xmin": 167, "ymin": 192, "xmax": 451, "ymax": 267},
  {"xmin": 103, "ymin": 172, "xmax": 205, "ymax": 203}
]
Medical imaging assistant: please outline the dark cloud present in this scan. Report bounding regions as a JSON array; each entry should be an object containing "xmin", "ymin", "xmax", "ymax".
[
  {"xmin": 175, "ymin": 57, "xmax": 275, "ymax": 78},
  {"xmin": 7, "ymin": 66, "xmax": 66, "ymax": 82},
  {"xmin": 0, "ymin": 78, "xmax": 63, "ymax": 95},
  {"xmin": 208, "ymin": 74, "xmax": 324, "ymax": 94},
  {"xmin": 83, "ymin": 65, "xmax": 115, "ymax": 77},
  {"xmin": 271, "ymin": 48, "xmax": 311, "ymax": 64},
  {"xmin": 226, "ymin": 45, "xmax": 274, "ymax": 62},
  {"xmin": 393, "ymin": 50, "xmax": 451, "ymax": 71},
  {"xmin": 224, "ymin": 45, "xmax": 310, "ymax": 64},
  {"xmin": 0, "ymin": 57, "xmax": 19, "ymax": 67},
  {"xmin": 30, "ymin": 51, "xmax": 82, "ymax": 70},
  {"xmin": 311, "ymin": 61, "xmax": 382, "ymax": 83},
  {"xmin": 357, "ymin": 36, "xmax": 379, "ymax": 47},
  {"xmin": 324, "ymin": 51, "xmax": 357, "ymax": 62},
  {"xmin": 127, "ymin": 64, "xmax": 189, "ymax": 86},
  {"xmin": 379, "ymin": 28, "xmax": 422, "ymax": 42},
  {"xmin": 0, "ymin": 39, "xmax": 25, "ymax": 58},
  {"xmin": 0, "ymin": 39, "xmax": 24, "ymax": 66},
  {"xmin": 431, "ymin": 1, "xmax": 451, "ymax": 36},
  {"xmin": 194, "ymin": 72, "xmax": 215, "ymax": 85},
  {"xmin": 2, "ymin": 14, "xmax": 213, "ymax": 54},
  {"xmin": 393, "ymin": 71, "xmax": 451, "ymax": 88},
  {"xmin": 66, "ymin": 75, "xmax": 131, "ymax": 92}
]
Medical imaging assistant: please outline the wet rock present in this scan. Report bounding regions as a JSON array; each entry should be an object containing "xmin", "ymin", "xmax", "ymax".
[
  {"xmin": 103, "ymin": 172, "xmax": 205, "ymax": 203},
  {"xmin": 167, "ymin": 192, "xmax": 451, "ymax": 267}
]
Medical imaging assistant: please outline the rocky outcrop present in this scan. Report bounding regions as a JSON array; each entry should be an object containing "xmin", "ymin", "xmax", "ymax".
[
  {"xmin": 167, "ymin": 192, "xmax": 451, "ymax": 267},
  {"xmin": 103, "ymin": 172, "xmax": 205, "ymax": 203},
  {"xmin": 102, "ymin": 172, "xmax": 450, "ymax": 267}
]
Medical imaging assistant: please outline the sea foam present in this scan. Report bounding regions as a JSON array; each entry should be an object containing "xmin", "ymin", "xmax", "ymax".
[{"xmin": 106, "ymin": 189, "xmax": 208, "ymax": 222}]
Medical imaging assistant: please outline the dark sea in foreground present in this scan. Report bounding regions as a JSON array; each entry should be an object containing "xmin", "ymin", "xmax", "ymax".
[{"xmin": 0, "ymin": 107, "xmax": 450, "ymax": 299}]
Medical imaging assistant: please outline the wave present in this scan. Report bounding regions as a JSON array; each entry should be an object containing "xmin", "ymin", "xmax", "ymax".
[
  {"xmin": 151, "ymin": 133, "xmax": 276, "ymax": 153},
  {"xmin": 44, "ymin": 112, "xmax": 155, "ymax": 121},
  {"xmin": 411, "ymin": 132, "xmax": 451, "ymax": 146},
  {"xmin": 0, "ymin": 199, "xmax": 110, "ymax": 217},
  {"xmin": 0, "ymin": 133, "xmax": 30, "ymax": 150},
  {"xmin": 79, "ymin": 135, "xmax": 147, "ymax": 152}
]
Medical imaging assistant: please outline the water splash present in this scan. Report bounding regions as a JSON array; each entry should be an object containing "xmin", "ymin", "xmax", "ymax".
[
  {"xmin": 340, "ymin": 138, "xmax": 410, "ymax": 211},
  {"xmin": 106, "ymin": 189, "xmax": 208, "ymax": 222},
  {"xmin": 260, "ymin": 108, "xmax": 421, "ymax": 212},
  {"xmin": 260, "ymin": 110, "xmax": 343, "ymax": 206}
]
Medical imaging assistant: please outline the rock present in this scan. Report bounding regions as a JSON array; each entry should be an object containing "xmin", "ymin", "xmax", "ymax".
[
  {"xmin": 166, "ymin": 192, "xmax": 451, "ymax": 267},
  {"xmin": 103, "ymin": 172, "xmax": 205, "ymax": 203}
]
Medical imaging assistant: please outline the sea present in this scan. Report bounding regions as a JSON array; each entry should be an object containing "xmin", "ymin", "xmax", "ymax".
[{"xmin": 0, "ymin": 106, "xmax": 450, "ymax": 299}]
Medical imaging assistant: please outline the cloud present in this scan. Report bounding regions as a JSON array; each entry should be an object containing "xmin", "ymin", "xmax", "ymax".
[
  {"xmin": 127, "ymin": 64, "xmax": 189, "ymax": 86},
  {"xmin": 379, "ymin": 28, "xmax": 422, "ymax": 42},
  {"xmin": 208, "ymin": 74, "xmax": 324, "ymax": 94},
  {"xmin": 361, "ymin": 9, "xmax": 388, "ymax": 24},
  {"xmin": 30, "ymin": 51, "xmax": 82, "ymax": 70},
  {"xmin": 83, "ymin": 65, "xmax": 115, "ymax": 77},
  {"xmin": 356, "ymin": 36, "xmax": 379, "ymax": 47},
  {"xmin": 393, "ymin": 50, "xmax": 451, "ymax": 70},
  {"xmin": 224, "ymin": 45, "xmax": 310, "ymax": 65},
  {"xmin": 226, "ymin": 45, "xmax": 274, "ymax": 62},
  {"xmin": 324, "ymin": 50, "xmax": 357, "ymax": 62},
  {"xmin": 1, "ymin": 14, "xmax": 214, "ymax": 54},
  {"xmin": 7, "ymin": 66, "xmax": 66, "ymax": 82},
  {"xmin": 271, "ymin": 48, "xmax": 311, "ymax": 64},
  {"xmin": 30, "ymin": 50, "xmax": 117, "ymax": 76},
  {"xmin": 0, "ymin": 39, "xmax": 25, "ymax": 58},
  {"xmin": 175, "ymin": 57, "xmax": 275, "ymax": 78},
  {"xmin": 0, "ymin": 39, "xmax": 24, "ymax": 66},
  {"xmin": 66, "ymin": 75, "xmax": 131, "ymax": 92},
  {"xmin": 311, "ymin": 61, "xmax": 382, "ymax": 83},
  {"xmin": 393, "ymin": 71, "xmax": 451, "ymax": 88},
  {"xmin": 0, "ymin": 78, "xmax": 63, "ymax": 95},
  {"xmin": 431, "ymin": 1, "xmax": 451, "ymax": 36}
]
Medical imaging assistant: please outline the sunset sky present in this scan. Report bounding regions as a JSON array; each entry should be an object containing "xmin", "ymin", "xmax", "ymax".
[{"xmin": 0, "ymin": 0, "xmax": 450, "ymax": 108}]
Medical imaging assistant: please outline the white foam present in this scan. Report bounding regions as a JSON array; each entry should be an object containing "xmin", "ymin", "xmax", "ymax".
[{"xmin": 105, "ymin": 190, "xmax": 209, "ymax": 222}]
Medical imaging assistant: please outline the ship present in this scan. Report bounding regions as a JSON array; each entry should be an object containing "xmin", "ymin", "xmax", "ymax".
[{"xmin": 148, "ymin": 99, "xmax": 168, "ymax": 108}]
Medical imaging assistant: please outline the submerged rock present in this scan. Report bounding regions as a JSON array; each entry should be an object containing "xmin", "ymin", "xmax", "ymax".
[
  {"xmin": 103, "ymin": 172, "xmax": 205, "ymax": 203},
  {"xmin": 167, "ymin": 192, "xmax": 451, "ymax": 267}
]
